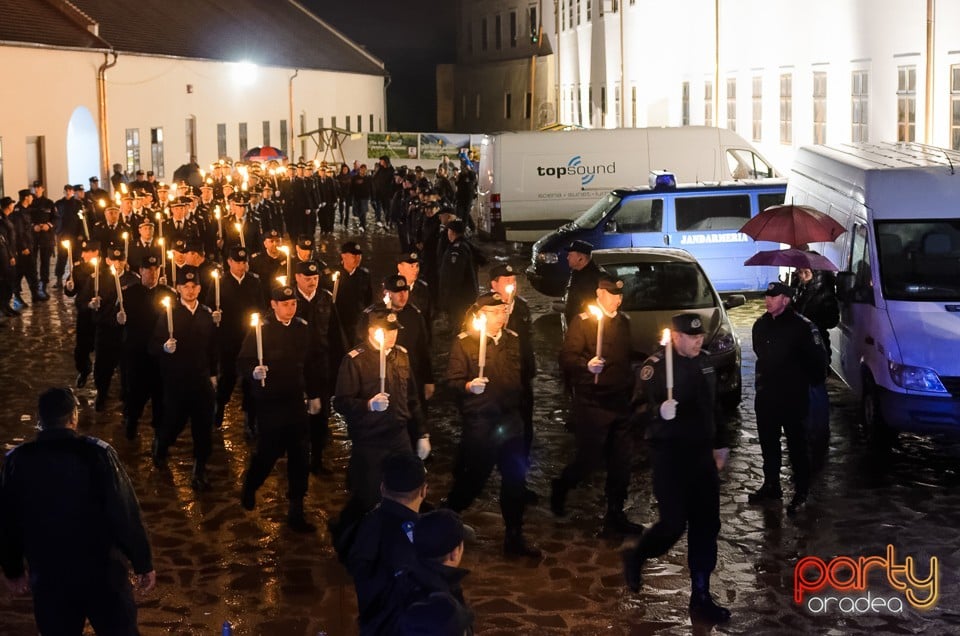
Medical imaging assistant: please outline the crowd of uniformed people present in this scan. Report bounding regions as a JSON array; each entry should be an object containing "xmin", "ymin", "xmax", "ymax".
[{"xmin": 0, "ymin": 152, "xmax": 831, "ymax": 634}]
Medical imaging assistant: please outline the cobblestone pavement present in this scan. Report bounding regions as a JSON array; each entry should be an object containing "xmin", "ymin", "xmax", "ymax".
[{"xmin": 1, "ymin": 229, "xmax": 959, "ymax": 635}]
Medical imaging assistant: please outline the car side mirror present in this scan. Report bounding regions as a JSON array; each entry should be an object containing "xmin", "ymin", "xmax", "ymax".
[
  {"xmin": 603, "ymin": 219, "xmax": 618, "ymax": 233},
  {"xmin": 835, "ymin": 271, "xmax": 855, "ymax": 301},
  {"xmin": 723, "ymin": 294, "xmax": 746, "ymax": 310}
]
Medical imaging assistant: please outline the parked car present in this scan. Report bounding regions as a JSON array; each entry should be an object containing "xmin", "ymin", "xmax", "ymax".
[{"xmin": 581, "ymin": 247, "xmax": 745, "ymax": 409}]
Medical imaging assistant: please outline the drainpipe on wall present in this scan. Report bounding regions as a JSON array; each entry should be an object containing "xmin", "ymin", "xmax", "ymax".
[
  {"xmin": 924, "ymin": 0, "xmax": 935, "ymax": 144},
  {"xmin": 289, "ymin": 69, "xmax": 299, "ymax": 154},
  {"xmin": 97, "ymin": 50, "xmax": 118, "ymax": 182}
]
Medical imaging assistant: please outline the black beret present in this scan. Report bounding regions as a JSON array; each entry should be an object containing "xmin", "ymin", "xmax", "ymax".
[
  {"xmin": 140, "ymin": 254, "xmax": 161, "ymax": 269},
  {"xmin": 176, "ymin": 265, "xmax": 200, "ymax": 285},
  {"xmin": 296, "ymin": 235, "xmax": 314, "ymax": 250},
  {"xmin": 296, "ymin": 260, "xmax": 321, "ymax": 276},
  {"xmin": 398, "ymin": 252, "xmax": 420, "ymax": 264},
  {"xmin": 367, "ymin": 307, "xmax": 401, "ymax": 331},
  {"xmin": 489, "ymin": 264, "xmax": 517, "ymax": 280},
  {"xmin": 271, "ymin": 285, "xmax": 297, "ymax": 301},
  {"xmin": 475, "ymin": 291, "xmax": 505, "ymax": 308},
  {"xmin": 227, "ymin": 246, "xmax": 248, "ymax": 262},
  {"xmin": 340, "ymin": 241, "xmax": 363, "ymax": 255},
  {"xmin": 765, "ymin": 281, "xmax": 794, "ymax": 298},
  {"xmin": 382, "ymin": 452, "xmax": 426, "ymax": 492},
  {"xmin": 414, "ymin": 510, "xmax": 465, "ymax": 559},
  {"xmin": 596, "ymin": 273, "xmax": 624, "ymax": 295},
  {"xmin": 446, "ymin": 220, "xmax": 466, "ymax": 235},
  {"xmin": 567, "ymin": 239, "xmax": 593, "ymax": 255},
  {"xmin": 383, "ymin": 274, "xmax": 409, "ymax": 293},
  {"xmin": 38, "ymin": 387, "xmax": 79, "ymax": 427},
  {"xmin": 671, "ymin": 313, "xmax": 706, "ymax": 335}
]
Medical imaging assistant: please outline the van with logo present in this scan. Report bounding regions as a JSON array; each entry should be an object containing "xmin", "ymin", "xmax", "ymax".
[
  {"xmin": 786, "ymin": 142, "xmax": 960, "ymax": 441},
  {"xmin": 476, "ymin": 126, "xmax": 779, "ymax": 242},
  {"xmin": 526, "ymin": 174, "xmax": 787, "ymax": 296}
]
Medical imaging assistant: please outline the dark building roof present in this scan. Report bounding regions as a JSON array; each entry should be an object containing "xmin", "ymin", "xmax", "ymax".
[{"xmin": 0, "ymin": 0, "xmax": 385, "ymax": 76}]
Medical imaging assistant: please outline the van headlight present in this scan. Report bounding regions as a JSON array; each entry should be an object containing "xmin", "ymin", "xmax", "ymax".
[
  {"xmin": 888, "ymin": 360, "xmax": 947, "ymax": 393},
  {"xmin": 536, "ymin": 252, "xmax": 559, "ymax": 264},
  {"xmin": 705, "ymin": 329, "xmax": 737, "ymax": 355}
]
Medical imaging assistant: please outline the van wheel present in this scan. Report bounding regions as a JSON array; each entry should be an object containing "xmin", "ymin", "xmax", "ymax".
[{"xmin": 861, "ymin": 376, "xmax": 894, "ymax": 448}]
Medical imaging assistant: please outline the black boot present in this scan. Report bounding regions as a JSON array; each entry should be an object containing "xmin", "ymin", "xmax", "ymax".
[
  {"xmin": 191, "ymin": 461, "xmax": 211, "ymax": 492},
  {"xmin": 601, "ymin": 510, "xmax": 645, "ymax": 537},
  {"xmin": 123, "ymin": 417, "xmax": 138, "ymax": 440},
  {"xmin": 240, "ymin": 483, "xmax": 256, "ymax": 511},
  {"xmin": 689, "ymin": 571, "xmax": 731, "ymax": 624},
  {"xmin": 94, "ymin": 392, "xmax": 107, "ymax": 412},
  {"xmin": 621, "ymin": 546, "xmax": 645, "ymax": 592},
  {"xmin": 151, "ymin": 438, "xmax": 168, "ymax": 468},
  {"xmin": 287, "ymin": 500, "xmax": 317, "ymax": 533},
  {"xmin": 503, "ymin": 528, "xmax": 541, "ymax": 558},
  {"xmin": 549, "ymin": 478, "xmax": 567, "ymax": 517},
  {"xmin": 747, "ymin": 483, "xmax": 782, "ymax": 504},
  {"xmin": 214, "ymin": 404, "xmax": 225, "ymax": 429},
  {"xmin": 76, "ymin": 370, "xmax": 90, "ymax": 387},
  {"xmin": 243, "ymin": 412, "xmax": 257, "ymax": 441}
]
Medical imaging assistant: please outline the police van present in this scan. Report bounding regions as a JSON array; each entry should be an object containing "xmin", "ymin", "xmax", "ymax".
[
  {"xmin": 786, "ymin": 142, "xmax": 960, "ymax": 441},
  {"xmin": 526, "ymin": 172, "xmax": 787, "ymax": 296}
]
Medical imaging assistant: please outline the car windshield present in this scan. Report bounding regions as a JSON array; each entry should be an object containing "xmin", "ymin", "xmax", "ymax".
[
  {"xmin": 573, "ymin": 193, "xmax": 621, "ymax": 229},
  {"xmin": 603, "ymin": 261, "xmax": 717, "ymax": 311},
  {"xmin": 875, "ymin": 220, "xmax": 960, "ymax": 301}
]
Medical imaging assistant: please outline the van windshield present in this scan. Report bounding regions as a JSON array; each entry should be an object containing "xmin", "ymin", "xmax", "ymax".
[
  {"xmin": 875, "ymin": 220, "xmax": 960, "ymax": 301},
  {"xmin": 603, "ymin": 261, "xmax": 717, "ymax": 311},
  {"xmin": 573, "ymin": 193, "xmax": 621, "ymax": 229}
]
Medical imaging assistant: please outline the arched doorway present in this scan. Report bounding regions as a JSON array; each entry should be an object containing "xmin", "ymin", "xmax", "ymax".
[{"xmin": 66, "ymin": 106, "xmax": 99, "ymax": 184}]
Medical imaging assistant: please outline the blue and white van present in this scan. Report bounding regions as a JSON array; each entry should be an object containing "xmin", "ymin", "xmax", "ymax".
[{"xmin": 526, "ymin": 174, "xmax": 787, "ymax": 296}]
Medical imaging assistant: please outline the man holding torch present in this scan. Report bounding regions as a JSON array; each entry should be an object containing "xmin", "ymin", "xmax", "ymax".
[
  {"xmin": 552, "ymin": 273, "xmax": 643, "ymax": 537},
  {"xmin": 621, "ymin": 313, "xmax": 731, "ymax": 625}
]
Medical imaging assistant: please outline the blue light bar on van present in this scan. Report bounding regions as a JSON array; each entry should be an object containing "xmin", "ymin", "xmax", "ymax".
[{"xmin": 649, "ymin": 170, "xmax": 677, "ymax": 190}]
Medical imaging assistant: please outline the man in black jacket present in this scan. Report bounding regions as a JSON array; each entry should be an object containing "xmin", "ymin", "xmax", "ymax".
[
  {"xmin": 29, "ymin": 181, "xmax": 57, "ymax": 294},
  {"xmin": 332, "ymin": 241, "xmax": 373, "ymax": 347},
  {"xmin": 563, "ymin": 240, "xmax": 604, "ymax": 326},
  {"xmin": 0, "ymin": 387, "xmax": 156, "ymax": 635}
]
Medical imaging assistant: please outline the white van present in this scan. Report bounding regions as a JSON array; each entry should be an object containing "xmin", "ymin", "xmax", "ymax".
[
  {"xmin": 786, "ymin": 142, "xmax": 960, "ymax": 440},
  {"xmin": 476, "ymin": 126, "xmax": 779, "ymax": 242}
]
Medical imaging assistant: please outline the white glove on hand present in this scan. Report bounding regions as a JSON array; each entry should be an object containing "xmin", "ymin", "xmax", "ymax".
[
  {"xmin": 713, "ymin": 447, "xmax": 730, "ymax": 471},
  {"xmin": 659, "ymin": 399, "xmax": 678, "ymax": 421},
  {"xmin": 307, "ymin": 397, "xmax": 322, "ymax": 415},
  {"xmin": 211, "ymin": 310, "xmax": 222, "ymax": 326},
  {"xmin": 417, "ymin": 436, "xmax": 431, "ymax": 460},
  {"xmin": 162, "ymin": 338, "xmax": 177, "ymax": 354},
  {"xmin": 209, "ymin": 376, "xmax": 218, "ymax": 390},
  {"xmin": 158, "ymin": 276, "xmax": 167, "ymax": 286},
  {"xmin": 587, "ymin": 356, "xmax": 605, "ymax": 375},
  {"xmin": 252, "ymin": 365, "xmax": 268, "ymax": 381},
  {"xmin": 368, "ymin": 392, "xmax": 390, "ymax": 412},
  {"xmin": 467, "ymin": 377, "xmax": 489, "ymax": 394},
  {"xmin": 424, "ymin": 383, "xmax": 436, "ymax": 400},
  {"xmin": 64, "ymin": 279, "xmax": 75, "ymax": 292},
  {"xmin": 88, "ymin": 297, "xmax": 101, "ymax": 310},
  {"xmin": 116, "ymin": 310, "xmax": 127, "ymax": 325}
]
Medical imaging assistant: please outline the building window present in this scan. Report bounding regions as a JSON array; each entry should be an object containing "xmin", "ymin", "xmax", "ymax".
[
  {"xmin": 505, "ymin": 92, "xmax": 512, "ymax": 119},
  {"xmin": 495, "ymin": 14, "xmax": 502, "ymax": 50},
  {"xmin": 150, "ymin": 127, "xmax": 164, "ymax": 179},
  {"xmin": 577, "ymin": 85, "xmax": 583, "ymax": 125},
  {"xmin": 331, "ymin": 116, "xmax": 337, "ymax": 129},
  {"xmin": 238, "ymin": 123, "xmax": 248, "ymax": 156},
  {"xmin": 529, "ymin": 5, "xmax": 537, "ymax": 39},
  {"xmin": 185, "ymin": 117, "xmax": 197, "ymax": 160},
  {"xmin": 524, "ymin": 92, "xmax": 532, "ymax": 119},
  {"xmin": 813, "ymin": 71, "xmax": 827, "ymax": 144},
  {"xmin": 704, "ymin": 81, "xmax": 713, "ymax": 127},
  {"xmin": 476, "ymin": 94, "xmax": 481, "ymax": 119},
  {"xmin": 318, "ymin": 117, "xmax": 324, "ymax": 130},
  {"xmin": 279, "ymin": 120, "xmax": 288, "ymax": 156},
  {"xmin": 614, "ymin": 85, "xmax": 621, "ymax": 127},
  {"xmin": 370, "ymin": 114, "xmax": 375, "ymax": 132},
  {"xmin": 510, "ymin": 11, "xmax": 517, "ymax": 47},
  {"xmin": 600, "ymin": 85, "xmax": 607, "ymax": 127},
  {"xmin": 357, "ymin": 114, "xmax": 362, "ymax": 132},
  {"xmin": 780, "ymin": 73, "xmax": 792, "ymax": 144},
  {"xmin": 589, "ymin": 86, "xmax": 594, "ymax": 126},
  {"xmin": 852, "ymin": 70, "xmax": 869, "ymax": 143},
  {"xmin": 346, "ymin": 116, "xmax": 352, "ymax": 132},
  {"xmin": 950, "ymin": 65, "xmax": 960, "ymax": 150},
  {"xmin": 682, "ymin": 82, "xmax": 690, "ymax": 126},
  {"xmin": 586, "ymin": 0, "xmax": 592, "ymax": 22},
  {"xmin": 752, "ymin": 76, "xmax": 762, "ymax": 142},
  {"xmin": 481, "ymin": 18, "xmax": 488, "ymax": 51},
  {"xmin": 570, "ymin": 0, "xmax": 576, "ymax": 28},
  {"xmin": 726, "ymin": 78, "xmax": 736, "ymax": 132},
  {"xmin": 631, "ymin": 86, "xmax": 637, "ymax": 127},
  {"xmin": 897, "ymin": 65, "xmax": 916, "ymax": 142},
  {"xmin": 125, "ymin": 128, "xmax": 141, "ymax": 174},
  {"xmin": 262, "ymin": 121, "xmax": 270, "ymax": 147},
  {"xmin": 561, "ymin": 0, "xmax": 566, "ymax": 30},
  {"xmin": 576, "ymin": 0, "xmax": 581, "ymax": 26}
]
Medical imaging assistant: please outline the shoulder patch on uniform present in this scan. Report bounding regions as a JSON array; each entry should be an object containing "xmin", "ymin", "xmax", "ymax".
[
  {"xmin": 86, "ymin": 436, "xmax": 111, "ymax": 450},
  {"xmin": 457, "ymin": 331, "xmax": 469, "ymax": 339},
  {"xmin": 578, "ymin": 312, "xmax": 589, "ymax": 320},
  {"xmin": 640, "ymin": 365, "xmax": 655, "ymax": 381},
  {"xmin": 348, "ymin": 347, "xmax": 364, "ymax": 358}
]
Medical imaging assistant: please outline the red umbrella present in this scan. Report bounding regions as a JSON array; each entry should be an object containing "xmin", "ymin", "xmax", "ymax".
[
  {"xmin": 740, "ymin": 204, "xmax": 846, "ymax": 247},
  {"xmin": 243, "ymin": 146, "xmax": 286, "ymax": 163},
  {"xmin": 743, "ymin": 248, "xmax": 839, "ymax": 271}
]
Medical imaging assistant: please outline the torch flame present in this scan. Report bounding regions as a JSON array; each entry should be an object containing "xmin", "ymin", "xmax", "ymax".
[
  {"xmin": 211, "ymin": 269, "xmax": 219, "ymax": 279},
  {"xmin": 660, "ymin": 328, "xmax": 671, "ymax": 346},
  {"xmin": 373, "ymin": 327, "xmax": 385, "ymax": 347},
  {"xmin": 121, "ymin": 231, "xmax": 128, "ymax": 240},
  {"xmin": 90, "ymin": 257, "xmax": 99, "ymax": 267},
  {"xmin": 383, "ymin": 292, "xmax": 391, "ymax": 306},
  {"xmin": 276, "ymin": 275, "xmax": 287, "ymax": 287},
  {"xmin": 157, "ymin": 237, "xmax": 164, "ymax": 247},
  {"xmin": 250, "ymin": 312, "xmax": 260, "ymax": 327},
  {"xmin": 61, "ymin": 239, "xmax": 70, "ymax": 249},
  {"xmin": 160, "ymin": 296, "xmax": 170, "ymax": 308},
  {"xmin": 472, "ymin": 312, "xmax": 487, "ymax": 332},
  {"xmin": 505, "ymin": 283, "xmax": 515, "ymax": 298},
  {"xmin": 332, "ymin": 271, "xmax": 340, "ymax": 281},
  {"xmin": 587, "ymin": 305, "xmax": 603, "ymax": 320}
]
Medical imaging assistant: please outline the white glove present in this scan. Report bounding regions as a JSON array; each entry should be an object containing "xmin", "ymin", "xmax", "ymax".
[
  {"xmin": 713, "ymin": 447, "xmax": 730, "ymax": 471},
  {"xmin": 211, "ymin": 310, "xmax": 222, "ymax": 326},
  {"xmin": 307, "ymin": 397, "xmax": 322, "ymax": 415},
  {"xmin": 88, "ymin": 296, "xmax": 101, "ymax": 310},
  {"xmin": 210, "ymin": 376, "xmax": 218, "ymax": 390},
  {"xmin": 252, "ymin": 365, "xmax": 268, "ymax": 381},
  {"xmin": 467, "ymin": 377, "xmax": 488, "ymax": 394},
  {"xmin": 116, "ymin": 310, "xmax": 127, "ymax": 325},
  {"xmin": 659, "ymin": 399, "xmax": 678, "ymax": 421},
  {"xmin": 424, "ymin": 383, "xmax": 436, "ymax": 400},
  {"xmin": 163, "ymin": 338, "xmax": 177, "ymax": 354},
  {"xmin": 159, "ymin": 276, "xmax": 167, "ymax": 286},
  {"xmin": 587, "ymin": 356, "xmax": 605, "ymax": 374},
  {"xmin": 417, "ymin": 436, "xmax": 431, "ymax": 460},
  {"xmin": 64, "ymin": 279, "xmax": 75, "ymax": 292},
  {"xmin": 368, "ymin": 392, "xmax": 390, "ymax": 412}
]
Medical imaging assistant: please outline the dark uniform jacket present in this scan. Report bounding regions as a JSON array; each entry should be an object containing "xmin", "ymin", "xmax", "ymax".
[
  {"xmin": 295, "ymin": 287, "xmax": 341, "ymax": 395},
  {"xmin": 0, "ymin": 429, "xmax": 153, "ymax": 580},
  {"xmin": 54, "ymin": 196, "xmax": 83, "ymax": 238},
  {"xmin": 446, "ymin": 328, "xmax": 524, "ymax": 437},
  {"xmin": 437, "ymin": 239, "xmax": 478, "ymax": 318},
  {"xmin": 209, "ymin": 271, "xmax": 263, "ymax": 349},
  {"xmin": 559, "ymin": 309, "xmax": 633, "ymax": 406},
  {"xmin": 395, "ymin": 561, "xmax": 474, "ymax": 636},
  {"xmin": 752, "ymin": 307, "xmax": 828, "ymax": 411},
  {"xmin": 91, "ymin": 220, "xmax": 129, "ymax": 256},
  {"xmin": 359, "ymin": 302, "xmax": 434, "ymax": 388},
  {"xmin": 638, "ymin": 347, "xmax": 729, "ymax": 448},
  {"xmin": 563, "ymin": 260, "xmax": 606, "ymax": 324},
  {"xmin": 237, "ymin": 314, "xmax": 309, "ymax": 404},
  {"xmin": 334, "ymin": 344, "xmax": 423, "ymax": 445},
  {"xmin": 794, "ymin": 272, "xmax": 840, "ymax": 362},
  {"xmin": 507, "ymin": 297, "xmax": 536, "ymax": 385},
  {"xmin": 123, "ymin": 283, "xmax": 176, "ymax": 354},
  {"xmin": 249, "ymin": 252, "xmax": 288, "ymax": 306},
  {"xmin": 334, "ymin": 266, "xmax": 373, "ymax": 346},
  {"xmin": 149, "ymin": 300, "xmax": 218, "ymax": 384}
]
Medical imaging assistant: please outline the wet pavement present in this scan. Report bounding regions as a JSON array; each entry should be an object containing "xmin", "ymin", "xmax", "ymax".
[{"xmin": 2, "ymin": 228, "xmax": 960, "ymax": 635}]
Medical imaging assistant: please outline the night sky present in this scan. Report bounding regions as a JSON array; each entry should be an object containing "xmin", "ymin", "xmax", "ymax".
[{"xmin": 306, "ymin": 1, "xmax": 457, "ymax": 132}]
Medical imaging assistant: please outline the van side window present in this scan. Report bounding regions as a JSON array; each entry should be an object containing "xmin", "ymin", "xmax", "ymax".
[
  {"xmin": 606, "ymin": 198, "xmax": 663, "ymax": 233},
  {"xmin": 726, "ymin": 149, "xmax": 776, "ymax": 179},
  {"xmin": 849, "ymin": 223, "xmax": 874, "ymax": 304},
  {"xmin": 758, "ymin": 192, "xmax": 786, "ymax": 211},
  {"xmin": 675, "ymin": 195, "xmax": 751, "ymax": 232}
]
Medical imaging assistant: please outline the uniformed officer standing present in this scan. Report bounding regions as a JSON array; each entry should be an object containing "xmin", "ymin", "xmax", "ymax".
[
  {"xmin": 237, "ymin": 285, "xmax": 316, "ymax": 532},
  {"xmin": 397, "ymin": 252, "xmax": 432, "ymax": 341},
  {"xmin": 89, "ymin": 244, "xmax": 139, "ymax": 412},
  {"xmin": 331, "ymin": 309, "xmax": 424, "ymax": 540},
  {"xmin": 293, "ymin": 260, "xmax": 342, "ymax": 475},
  {"xmin": 248, "ymin": 229, "xmax": 288, "ymax": 306},
  {"xmin": 64, "ymin": 240, "xmax": 100, "ymax": 387},
  {"xmin": 332, "ymin": 241, "xmax": 373, "ymax": 347},
  {"xmin": 0, "ymin": 388, "xmax": 156, "ymax": 635},
  {"xmin": 28, "ymin": 181, "xmax": 57, "ymax": 295},
  {"xmin": 563, "ymin": 240, "xmax": 605, "ymax": 326},
  {"xmin": 150, "ymin": 265, "xmax": 218, "ymax": 492},
  {"xmin": 622, "ymin": 314, "xmax": 732, "ymax": 625},
  {"xmin": 444, "ymin": 292, "xmax": 540, "ymax": 558},
  {"xmin": 748, "ymin": 281, "xmax": 828, "ymax": 515},
  {"xmin": 552, "ymin": 274, "xmax": 644, "ymax": 536},
  {"xmin": 437, "ymin": 219, "xmax": 478, "ymax": 326}
]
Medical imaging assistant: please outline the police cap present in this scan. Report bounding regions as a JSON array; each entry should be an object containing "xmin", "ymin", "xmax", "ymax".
[
  {"xmin": 139, "ymin": 219, "xmax": 155, "ymax": 228},
  {"xmin": 184, "ymin": 240, "xmax": 203, "ymax": 254},
  {"xmin": 383, "ymin": 274, "xmax": 409, "ymax": 293},
  {"xmin": 596, "ymin": 273, "xmax": 624, "ymax": 295},
  {"xmin": 271, "ymin": 285, "xmax": 297, "ymax": 302},
  {"xmin": 140, "ymin": 254, "xmax": 161, "ymax": 269},
  {"xmin": 398, "ymin": 252, "xmax": 419, "ymax": 264},
  {"xmin": 296, "ymin": 260, "xmax": 321, "ymax": 276},
  {"xmin": 262, "ymin": 229, "xmax": 281, "ymax": 241},
  {"xmin": 382, "ymin": 452, "xmax": 426, "ymax": 492},
  {"xmin": 567, "ymin": 239, "xmax": 593, "ymax": 256},
  {"xmin": 764, "ymin": 281, "xmax": 793, "ymax": 298},
  {"xmin": 172, "ymin": 238, "xmax": 188, "ymax": 253},
  {"xmin": 367, "ymin": 307, "xmax": 401, "ymax": 331},
  {"xmin": 227, "ymin": 246, "xmax": 248, "ymax": 262},
  {"xmin": 489, "ymin": 264, "xmax": 516, "ymax": 281},
  {"xmin": 446, "ymin": 219, "xmax": 466, "ymax": 235},
  {"xmin": 475, "ymin": 291, "xmax": 505, "ymax": 308},
  {"xmin": 296, "ymin": 235, "xmax": 314, "ymax": 250},
  {"xmin": 340, "ymin": 241, "xmax": 362, "ymax": 255},
  {"xmin": 228, "ymin": 192, "xmax": 250, "ymax": 205},
  {"xmin": 671, "ymin": 313, "xmax": 706, "ymax": 335},
  {"xmin": 106, "ymin": 244, "xmax": 125, "ymax": 261},
  {"xmin": 80, "ymin": 239, "xmax": 100, "ymax": 252},
  {"xmin": 176, "ymin": 265, "xmax": 200, "ymax": 285},
  {"xmin": 413, "ymin": 509, "xmax": 465, "ymax": 559}
]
